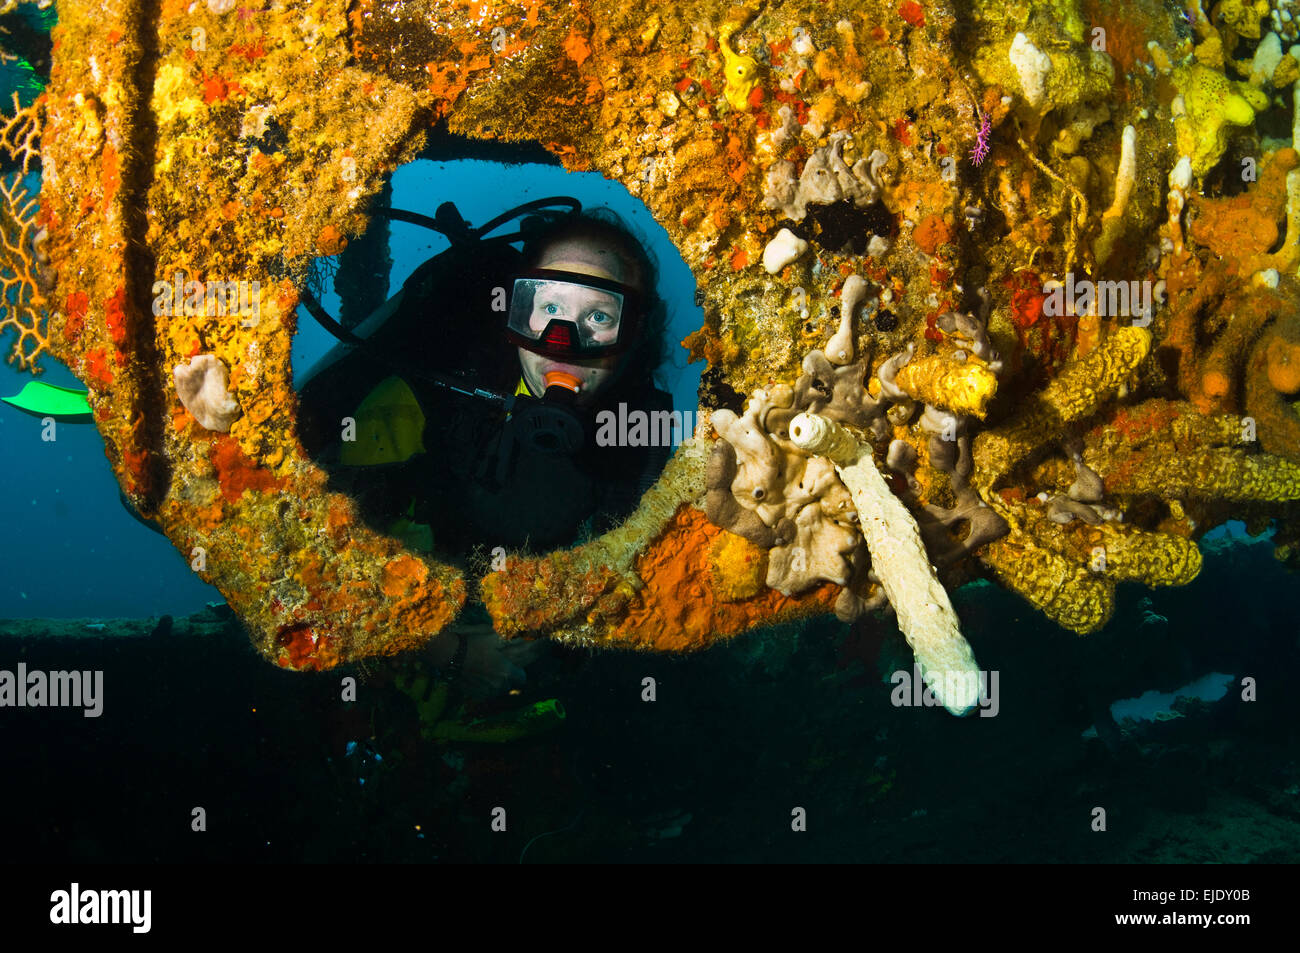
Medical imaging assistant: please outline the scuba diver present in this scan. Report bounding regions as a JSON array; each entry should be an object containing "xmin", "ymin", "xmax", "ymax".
[
  {"xmin": 295, "ymin": 196, "xmax": 676, "ymax": 714},
  {"xmin": 296, "ymin": 197, "xmax": 674, "ymax": 561}
]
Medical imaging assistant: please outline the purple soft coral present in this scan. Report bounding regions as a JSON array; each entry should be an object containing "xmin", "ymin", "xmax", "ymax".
[{"xmin": 971, "ymin": 112, "xmax": 991, "ymax": 166}]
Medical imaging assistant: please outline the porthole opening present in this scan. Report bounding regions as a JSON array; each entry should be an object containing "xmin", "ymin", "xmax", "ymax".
[{"xmin": 293, "ymin": 143, "xmax": 703, "ymax": 570}]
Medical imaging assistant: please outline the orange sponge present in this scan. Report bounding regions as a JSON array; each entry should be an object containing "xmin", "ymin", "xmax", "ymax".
[{"xmin": 1266, "ymin": 330, "xmax": 1300, "ymax": 395}]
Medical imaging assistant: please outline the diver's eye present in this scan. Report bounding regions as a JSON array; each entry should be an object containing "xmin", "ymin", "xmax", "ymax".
[
  {"xmin": 587, "ymin": 310, "xmax": 614, "ymax": 326},
  {"xmin": 545, "ymin": 303, "xmax": 560, "ymax": 315}
]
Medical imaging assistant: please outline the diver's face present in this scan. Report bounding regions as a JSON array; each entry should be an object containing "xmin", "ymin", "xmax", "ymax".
[{"xmin": 517, "ymin": 237, "xmax": 638, "ymax": 403}]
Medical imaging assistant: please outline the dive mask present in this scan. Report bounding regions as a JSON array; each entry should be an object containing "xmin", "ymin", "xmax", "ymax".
[{"xmin": 505, "ymin": 268, "xmax": 641, "ymax": 359}]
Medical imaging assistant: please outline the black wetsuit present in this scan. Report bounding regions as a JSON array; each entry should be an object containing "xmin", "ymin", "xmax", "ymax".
[{"xmin": 341, "ymin": 369, "xmax": 670, "ymax": 555}]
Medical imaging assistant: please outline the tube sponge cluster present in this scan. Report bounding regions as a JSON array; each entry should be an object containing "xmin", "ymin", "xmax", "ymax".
[{"xmin": 788, "ymin": 411, "xmax": 981, "ymax": 716}]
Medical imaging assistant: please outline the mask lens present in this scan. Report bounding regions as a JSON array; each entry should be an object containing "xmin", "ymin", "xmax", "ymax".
[{"xmin": 507, "ymin": 276, "xmax": 627, "ymax": 355}]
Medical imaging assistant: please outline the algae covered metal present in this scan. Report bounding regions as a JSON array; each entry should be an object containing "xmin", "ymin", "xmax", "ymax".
[{"xmin": 2, "ymin": 0, "xmax": 1298, "ymax": 688}]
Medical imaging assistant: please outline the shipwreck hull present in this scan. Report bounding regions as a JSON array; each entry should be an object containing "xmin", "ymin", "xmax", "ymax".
[{"xmin": 6, "ymin": 0, "xmax": 1299, "ymax": 670}]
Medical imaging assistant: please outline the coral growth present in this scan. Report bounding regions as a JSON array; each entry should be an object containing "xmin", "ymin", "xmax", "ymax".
[
  {"xmin": 788, "ymin": 410, "xmax": 981, "ymax": 715},
  {"xmin": 0, "ymin": 94, "xmax": 48, "ymax": 371},
  {"xmin": 762, "ymin": 132, "xmax": 889, "ymax": 222},
  {"xmin": 30, "ymin": 0, "xmax": 1300, "ymax": 680},
  {"xmin": 1172, "ymin": 64, "xmax": 1267, "ymax": 177}
]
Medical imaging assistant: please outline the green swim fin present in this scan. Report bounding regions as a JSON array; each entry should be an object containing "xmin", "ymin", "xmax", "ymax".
[
  {"xmin": 429, "ymin": 698, "xmax": 567, "ymax": 743},
  {"xmin": 1, "ymin": 381, "xmax": 94, "ymax": 422}
]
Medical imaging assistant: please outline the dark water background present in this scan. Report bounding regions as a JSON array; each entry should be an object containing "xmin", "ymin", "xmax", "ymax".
[{"xmin": 1, "ymin": 531, "xmax": 1296, "ymax": 863}]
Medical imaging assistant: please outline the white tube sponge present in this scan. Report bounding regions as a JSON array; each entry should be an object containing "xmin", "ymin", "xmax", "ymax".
[
  {"xmin": 1009, "ymin": 32, "xmax": 1051, "ymax": 109},
  {"xmin": 1103, "ymin": 125, "xmax": 1136, "ymax": 222},
  {"xmin": 1095, "ymin": 125, "xmax": 1137, "ymax": 266},
  {"xmin": 787, "ymin": 411, "xmax": 981, "ymax": 715},
  {"xmin": 1167, "ymin": 155, "xmax": 1193, "ymax": 254},
  {"xmin": 762, "ymin": 227, "xmax": 808, "ymax": 274},
  {"xmin": 826, "ymin": 275, "xmax": 866, "ymax": 366}
]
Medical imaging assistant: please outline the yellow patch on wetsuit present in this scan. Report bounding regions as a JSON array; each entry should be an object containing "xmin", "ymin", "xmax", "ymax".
[
  {"xmin": 340, "ymin": 375, "xmax": 427, "ymax": 466},
  {"xmin": 505, "ymin": 376, "xmax": 534, "ymax": 421}
]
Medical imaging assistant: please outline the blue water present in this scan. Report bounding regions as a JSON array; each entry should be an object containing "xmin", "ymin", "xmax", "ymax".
[
  {"xmin": 1, "ymin": 159, "xmax": 702, "ymax": 619},
  {"xmin": 0, "ymin": 355, "xmax": 218, "ymax": 618},
  {"xmin": 293, "ymin": 159, "xmax": 705, "ymax": 405},
  {"xmin": 1109, "ymin": 672, "xmax": 1235, "ymax": 722}
]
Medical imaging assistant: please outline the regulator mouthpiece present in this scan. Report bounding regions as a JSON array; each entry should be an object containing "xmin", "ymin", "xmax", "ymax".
[
  {"xmin": 511, "ymin": 378, "xmax": 587, "ymax": 454},
  {"xmin": 543, "ymin": 369, "xmax": 583, "ymax": 393}
]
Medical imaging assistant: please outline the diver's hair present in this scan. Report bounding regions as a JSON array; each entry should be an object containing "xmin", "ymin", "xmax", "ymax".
[{"xmin": 520, "ymin": 208, "xmax": 669, "ymax": 392}]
